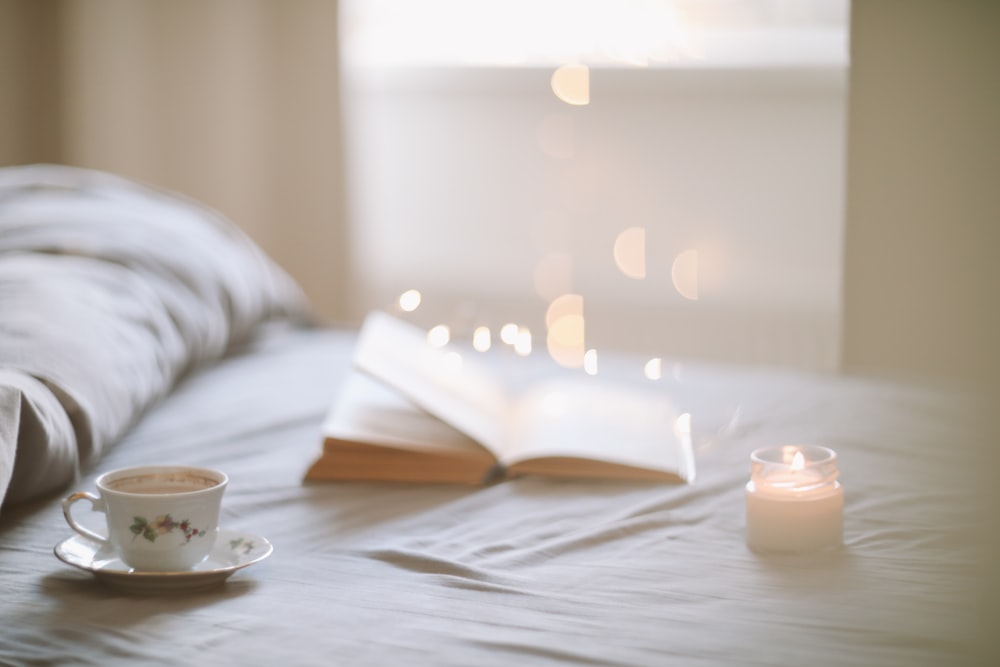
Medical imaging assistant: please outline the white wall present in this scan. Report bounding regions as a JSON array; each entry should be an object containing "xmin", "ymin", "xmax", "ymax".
[{"xmin": 342, "ymin": 65, "xmax": 847, "ymax": 370}]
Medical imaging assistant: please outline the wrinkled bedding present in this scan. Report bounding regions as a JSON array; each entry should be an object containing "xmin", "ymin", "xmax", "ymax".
[
  {"xmin": 0, "ymin": 164, "xmax": 308, "ymax": 506},
  {"xmin": 1, "ymin": 324, "xmax": 996, "ymax": 666},
  {"xmin": 0, "ymin": 165, "xmax": 996, "ymax": 666}
]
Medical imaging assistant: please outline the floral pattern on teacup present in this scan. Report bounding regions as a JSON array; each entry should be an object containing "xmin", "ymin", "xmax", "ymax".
[
  {"xmin": 130, "ymin": 515, "xmax": 207, "ymax": 544},
  {"xmin": 229, "ymin": 537, "xmax": 256, "ymax": 555}
]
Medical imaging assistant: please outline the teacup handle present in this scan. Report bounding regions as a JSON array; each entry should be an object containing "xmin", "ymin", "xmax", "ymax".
[{"xmin": 62, "ymin": 491, "xmax": 110, "ymax": 545}]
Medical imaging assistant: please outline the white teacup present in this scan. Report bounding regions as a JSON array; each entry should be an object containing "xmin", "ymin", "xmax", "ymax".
[{"xmin": 62, "ymin": 465, "xmax": 228, "ymax": 572}]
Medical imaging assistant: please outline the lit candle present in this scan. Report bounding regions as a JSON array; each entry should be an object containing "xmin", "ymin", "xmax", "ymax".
[{"xmin": 745, "ymin": 445, "xmax": 843, "ymax": 553}]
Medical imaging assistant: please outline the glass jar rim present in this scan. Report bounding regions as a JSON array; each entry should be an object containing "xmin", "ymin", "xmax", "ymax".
[{"xmin": 750, "ymin": 444, "xmax": 837, "ymax": 467}]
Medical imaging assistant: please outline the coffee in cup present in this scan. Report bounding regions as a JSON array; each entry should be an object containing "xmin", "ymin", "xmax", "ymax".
[{"xmin": 62, "ymin": 465, "xmax": 228, "ymax": 572}]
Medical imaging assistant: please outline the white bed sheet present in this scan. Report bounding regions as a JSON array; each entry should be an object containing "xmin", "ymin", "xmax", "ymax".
[{"xmin": 1, "ymin": 324, "xmax": 995, "ymax": 666}]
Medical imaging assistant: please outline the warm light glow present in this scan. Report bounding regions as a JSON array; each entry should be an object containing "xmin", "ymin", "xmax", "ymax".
[
  {"xmin": 472, "ymin": 326, "xmax": 491, "ymax": 352},
  {"xmin": 644, "ymin": 357, "xmax": 662, "ymax": 381},
  {"xmin": 514, "ymin": 327, "xmax": 532, "ymax": 356},
  {"xmin": 583, "ymin": 348, "xmax": 598, "ymax": 375},
  {"xmin": 671, "ymin": 249, "xmax": 699, "ymax": 300},
  {"xmin": 550, "ymin": 64, "xmax": 590, "ymax": 106},
  {"xmin": 791, "ymin": 450, "xmax": 806, "ymax": 471},
  {"xmin": 500, "ymin": 323, "xmax": 520, "ymax": 345},
  {"xmin": 545, "ymin": 293, "xmax": 583, "ymax": 328},
  {"xmin": 674, "ymin": 412, "xmax": 692, "ymax": 437},
  {"xmin": 545, "ymin": 294, "xmax": 585, "ymax": 368},
  {"xmin": 398, "ymin": 289, "xmax": 422, "ymax": 312},
  {"xmin": 427, "ymin": 324, "xmax": 450, "ymax": 348},
  {"xmin": 547, "ymin": 315, "xmax": 585, "ymax": 368},
  {"xmin": 614, "ymin": 226, "xmax": 646, "ymax": 280}
]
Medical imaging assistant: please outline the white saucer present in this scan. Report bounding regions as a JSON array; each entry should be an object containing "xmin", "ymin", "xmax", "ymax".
[{"xmin": 54, "ymin": 529, "xmax": 273, "ymax": 594}]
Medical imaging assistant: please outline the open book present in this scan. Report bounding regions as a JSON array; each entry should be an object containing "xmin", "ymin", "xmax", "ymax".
[{"xmin": 305, "ymin": 311, "xmax": 695, "ymax": 485}]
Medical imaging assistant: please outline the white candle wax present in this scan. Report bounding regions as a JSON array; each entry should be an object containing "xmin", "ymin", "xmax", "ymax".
[{"xmin": 745, "ymin": 445, "xmax": 843, "ymax": 553}]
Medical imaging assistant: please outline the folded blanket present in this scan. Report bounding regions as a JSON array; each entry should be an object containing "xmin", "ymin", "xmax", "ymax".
[{"xmin": 0, "ymin": 164, "xmax": 312, "ymax": 509}]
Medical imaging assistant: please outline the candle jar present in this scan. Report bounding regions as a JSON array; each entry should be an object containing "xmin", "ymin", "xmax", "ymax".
[{"xmin": 745, "ymin": 445, "xmax": 843, "ymax": 553}]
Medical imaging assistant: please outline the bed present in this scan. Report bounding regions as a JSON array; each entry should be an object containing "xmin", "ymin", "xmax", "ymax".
[{"xmin": 0, "ymin": 165, "xmax": 995, "ymax": 666}]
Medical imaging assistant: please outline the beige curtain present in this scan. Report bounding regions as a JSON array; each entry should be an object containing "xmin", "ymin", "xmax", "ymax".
[
  {"xmin": 842, "ymin": 0, "xmax": 1000, "ymax": 386},
  {"xmin": 0, "ymin": 0, "xmax": 350, "ymax": 323}
]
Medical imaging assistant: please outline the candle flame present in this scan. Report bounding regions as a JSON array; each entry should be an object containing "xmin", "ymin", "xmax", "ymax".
[{"xmin": 791, "ymin": 450, "xmax": 806, "ymax": 471}]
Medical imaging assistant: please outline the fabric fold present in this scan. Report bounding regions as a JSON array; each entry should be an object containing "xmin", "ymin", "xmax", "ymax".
[{"xmin": 0, "ymin": 164, "xmax": 313, "ymax": 509}]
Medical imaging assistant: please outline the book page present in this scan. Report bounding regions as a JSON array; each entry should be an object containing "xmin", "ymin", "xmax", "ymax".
[
  {"xmin": 353, "ymin": 311, "xmax": 511, "ymax": 458},
  {"xmin": 501, "ymin": 379, "xmax": 695, "ymax": 483},
  {"xmin": 322, "ymin": 371, "xmax": 493, "ymax": 460}
]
